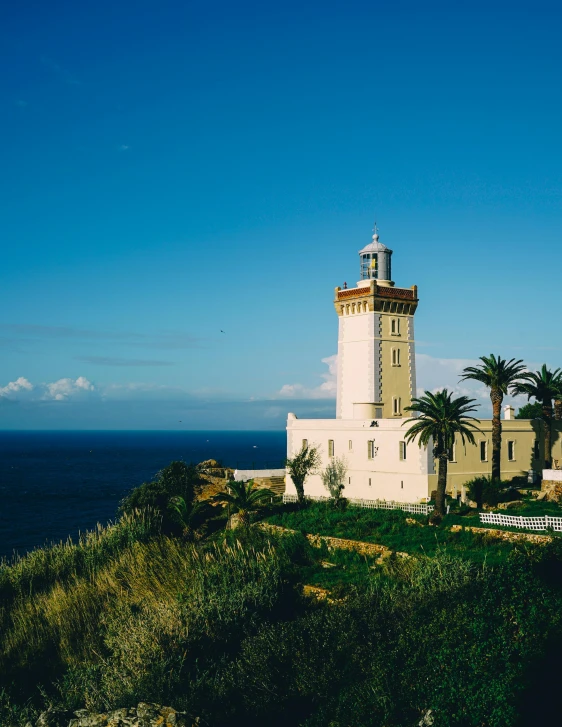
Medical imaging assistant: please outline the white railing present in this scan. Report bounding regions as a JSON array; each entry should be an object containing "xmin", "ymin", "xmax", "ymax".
[
  {"xmin": 282, "ymin": 493, "xmax": 434, "ymax": 515},
  {"xmin": 479, "ymin": 512, "xmax": 562, "ymax": 532}
]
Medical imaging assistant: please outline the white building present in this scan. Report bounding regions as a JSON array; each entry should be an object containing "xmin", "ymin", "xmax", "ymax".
[{"xmin": 285, "ymin": 228, "xmax": 434, "ymax": 503}]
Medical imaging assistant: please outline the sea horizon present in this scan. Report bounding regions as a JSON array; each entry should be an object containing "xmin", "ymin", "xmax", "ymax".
[{"xmin": 0, "ymin": 429, "xmax": 287, "ymax": 559}]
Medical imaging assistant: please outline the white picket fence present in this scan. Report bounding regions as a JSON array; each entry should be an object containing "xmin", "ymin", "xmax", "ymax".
[
  {"xmin": 282, "ymin": 493, "xmax": 434, "ymax": 515},
  {"xmin": 479, "ymin": 512, "xmax": 562, "ymax": 532}
]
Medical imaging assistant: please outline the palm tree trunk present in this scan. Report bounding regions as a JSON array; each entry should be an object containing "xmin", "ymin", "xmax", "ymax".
[
  {"xmin": 490, "ymin": 389, "xmax": 503, "ymax": 482},
  {"xmin": 543, "ymin": 404, "xmax": 553, "ymax": 469},
  {"xmin": 554, "ymin": 399, "xmax": 562, "ymax": 421},
  {"xmin": 434, "ymin": 454, "xmax": 448, "ymax": 518}
]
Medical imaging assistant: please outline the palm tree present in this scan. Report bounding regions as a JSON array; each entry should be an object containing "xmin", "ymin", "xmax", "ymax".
[
  {"xmin": 403, "ymin": 389, "xmax": 481, "ymax": 519},
  {"xmin": 212, "ymin": 479, "xmax": 278, "ymax": 529},
  {"xmin": 285, "ymin": 443, "xmax": 321, "ymax": 506},
  {"xmin": 460, "ymin": 355, "xmax": 529, "ymax": 481},
  {"xmin": 513, "ymin": 364, "xmax": 562, "ymax": 469},
  {"xmin": 168, "ymin": 496, "xmax": 208, "ymax": 541}
]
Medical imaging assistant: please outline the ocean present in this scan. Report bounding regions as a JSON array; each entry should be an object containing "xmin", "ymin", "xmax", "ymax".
[{"xmin": 0, "ymin": 430, "xmax": 286, "ymax": 560}]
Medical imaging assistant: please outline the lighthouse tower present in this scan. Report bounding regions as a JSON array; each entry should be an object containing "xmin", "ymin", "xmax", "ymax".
[{"xmin": 334, "ymin": 229, "xmax": 418, "ymax": 419}]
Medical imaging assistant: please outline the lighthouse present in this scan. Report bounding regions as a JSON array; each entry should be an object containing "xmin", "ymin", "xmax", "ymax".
[{"xmin": 334, "ymin": 228, "xmax": 418, "ymax": 420}]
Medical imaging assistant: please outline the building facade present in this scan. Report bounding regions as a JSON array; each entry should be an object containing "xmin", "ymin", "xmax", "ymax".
[{"xmin": 285, "ymin": 228, "xmax": 562, "ymax": 502}]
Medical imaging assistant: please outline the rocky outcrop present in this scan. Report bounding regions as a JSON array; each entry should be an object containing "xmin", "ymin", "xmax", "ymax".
[
  {"xmin": 29, "ymin": 703, "xmax": 200, "ymax": 727},
  {"xmin": 541, "ymin": 480, "xmax": 562, "ymax": 503}
]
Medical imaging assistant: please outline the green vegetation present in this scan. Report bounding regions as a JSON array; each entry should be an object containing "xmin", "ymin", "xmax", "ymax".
[
  {"xmin": 404, "ymin": 389, "xmax": 481, "ymax": 518},
  {"xmin": 516, "ymin": 401, "xmax": 543, "ymax": 419},
  {"xmin": 285, "ymin": 443, "xmax": 321, "ymax": 505},
  {"xmin": 3, "ymin": 464, "xmax": 562, "ymax": 726},
  {"xmin": 212, "ymin": 479, "xmax": 278, "ymax": 528},
  {"xmin": 119, "ymin": 460, "xmax": 204, "ymax": 530},
  {"xmin": 460, "ymin": 355, "xmax": 529, "ymax": 481},
  {"xmin": 513, "ymin": 364, "xmax": 562, "ymax": 468}
]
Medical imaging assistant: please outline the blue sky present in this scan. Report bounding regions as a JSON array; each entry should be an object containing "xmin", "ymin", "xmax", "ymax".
[{"xmin": 1, "ymin": 0, "xmax": 561, "ymax": 429}]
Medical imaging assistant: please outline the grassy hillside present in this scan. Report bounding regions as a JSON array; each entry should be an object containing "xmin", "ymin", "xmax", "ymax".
[{"xmin": 3, "ymin": 468, "xmax": 562, "ymax": 726}]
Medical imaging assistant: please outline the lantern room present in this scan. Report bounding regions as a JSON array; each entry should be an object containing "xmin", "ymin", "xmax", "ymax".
[{"xmin": 359, "ymin": 229, "xmax": 393, "ymax": 284}]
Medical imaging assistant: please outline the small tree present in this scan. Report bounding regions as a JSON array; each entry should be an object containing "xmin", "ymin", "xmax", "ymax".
[
  {"xmin": 515, "ymin": 402, "xmax": 543, "ymax": 419},
  {"xmin": 321, "ymin": 456, "xmax": 347, "ymax": 507},
  {"xmin": 212, "ymin": 479, "xmax": 277, "ymax": 529},
  {"xmin": 285, "ymin": 444, "xmax": 321, "ymax": 506},
  {"xmin": 168, "ymin": 496, "xmax": 208, "ymax": 541}
]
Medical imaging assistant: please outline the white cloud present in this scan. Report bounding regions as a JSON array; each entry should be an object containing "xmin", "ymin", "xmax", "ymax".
[
  {"xmin": 0, "ymin": 377, "xmax": 34, "ymax": 398},
  {"xmin": 44, "ymin": 376, "xmax": 95, "ymax": 401},
  {"xmin": 277, "ymin": 352, "xmax": 532, "ymax": 417},
  {"xmin": 278, "ymin": 355, "xmax": 337, "ymax": 399},
  {"xmin": 0, "ymin": 376, "xmax": 94, "ymax": 402}
]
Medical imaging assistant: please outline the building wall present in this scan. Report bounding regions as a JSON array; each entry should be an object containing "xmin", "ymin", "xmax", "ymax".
[
  {"xmin": 286, "ymin": 415, "xmax": 432, "ymax": 503},
  {"xmin": 335, "ymin": 301, "xmax": 415, "ymax": 420},
  {"xmin": 431, "ymin": 419, "xmax": 562, "ymax": 495},
  {"xmin": 287, "ymin": 414, "xmax": 562, "ymax": 502},
  {"xmin": 336, "ymin": 308, "xmax": 380, "ymax": 419},
  {"xmin": 379, "ymin": 312, "xmax": 415, "ymax": 418}
]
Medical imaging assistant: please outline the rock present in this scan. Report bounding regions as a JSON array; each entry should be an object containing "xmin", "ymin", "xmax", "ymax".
[
  {"xmin": 38, "ymin": 705, "xmax": 199, "ymax": 727},
  {"xmin": 536, "ymin": 491, "xmax": 547, "ymax": 501},
  {"xmin": 497, "ymin": 500, "xmax": 523, "ymax": 510},
  {"xmin": 36, "ymin": 709, "xmax": 74, "ymax": 727}
]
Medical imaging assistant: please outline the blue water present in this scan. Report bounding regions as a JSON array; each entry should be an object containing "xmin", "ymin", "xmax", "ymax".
[{"xmin": 0, "ymin": 430, "xmax": 286, "ymax": 560}]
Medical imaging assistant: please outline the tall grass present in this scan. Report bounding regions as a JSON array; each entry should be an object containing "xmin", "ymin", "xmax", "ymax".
[
  {"xmin": 0, "ymin": 527, "xmax": 307, "ymax": 714},
  {"xmin": 0, "ymin": 508, "xmax": 162, "ymax": 606}
]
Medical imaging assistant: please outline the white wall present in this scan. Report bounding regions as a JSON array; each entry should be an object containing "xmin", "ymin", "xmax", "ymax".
[{"xmin": 286, "ymin": 416, "xmax": 431, "ymax": 502}]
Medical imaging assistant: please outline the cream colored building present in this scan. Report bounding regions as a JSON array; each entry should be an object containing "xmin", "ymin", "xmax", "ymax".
[{"xmin": 285, "ymin": 228, "xmax": 561, "ymax": 502}]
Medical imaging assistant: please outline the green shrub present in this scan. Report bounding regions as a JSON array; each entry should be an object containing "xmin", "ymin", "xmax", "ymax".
[{"xmin": 119, "ymin": 461, "xmax": 204, "ymax": 532}]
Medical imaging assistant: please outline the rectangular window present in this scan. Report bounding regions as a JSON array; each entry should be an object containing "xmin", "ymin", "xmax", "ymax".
[
  {"xmin": 302, "ymin": 439, "xmax": 308, "ymax": 450},
  {"xmin": 399, "ymin": 441, "xmax": 406, "ymax": 461},
  {"xmin": 328, "ymin": 439, "xmax": 334, "ymax": 457},
  {"xmin": 367, "ymin": 440, "xmax": 375, "ymax": 459},
  {"xmin": 348, "ymin": 439, "xmax": 353, "ymax": 451},
  {"xmin": 391, "ymin": 348, "xmax": 401, "ymax": 366},
  {"xmin": 393, "ymin": 397, "xmax": 401, "ymax": 415},
  {"xmin": 391, "ymin": 318, "xmax": 400, "ymax": 335},
  {"xmin": 480, "ymin": 441, "xmax": 487, "ymax": 462},
  {"xmin": 369, "ymin": 477, "xmax": 372, "ymax": 486},
  {"xmin": 508, "ymin": 440, "xmax": 515, "ymax": 461}
]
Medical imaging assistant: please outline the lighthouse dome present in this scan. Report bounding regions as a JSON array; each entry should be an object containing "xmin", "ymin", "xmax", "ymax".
[
  {"xmin": 359, "ymin": 233, "xmax": 392, "ymax": 256},
  {"xmin": 358, "ymin": 230, "xmax": 393, "ymax": 283}
]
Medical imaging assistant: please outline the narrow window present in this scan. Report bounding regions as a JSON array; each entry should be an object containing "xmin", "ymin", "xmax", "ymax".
[
  {"xmin": 391, "ymin": 318, "xmax": 400, "ymax": 335},
  {"xmin": 328, "ymin": 439, "xmax": 334, "ymax": 457},
  {"xmin": 367, "ymin": 440, "xmax": 374, "ymax": 459},
  {"xmin": 399, "ymin": 441, "xmax": 406, "ymax": 461},
  {"xmin": 401, "ymin": 481, "xmax": 403, "ymax": 489},
  {"xmin": 348, "ymin": 476, "xmax": 351, "ymax": 484},
  {"xmin": 507, "ymin": 440, "xmax": 515, "ymax": 461},
  {"xmin": 348, "ymin": 439, "xmax": 353, "ymax": 451},
  {"xmin": 392, "ymin": 348, "xmax": 396, "ymax": 365},
  {"xmin": 480, "ymin": 441, "xmax": 487, "ymax": 462},
  {"xmin": 393, "ymin": 397, "xmax": 401, "ymax": 415},
  {"xmin": 302, "ymin": 439, "xmax": 308, "ymax": 450},
  {"xmin": 369, "ymin": 477, "xmax": 372, "ymax": 486}
]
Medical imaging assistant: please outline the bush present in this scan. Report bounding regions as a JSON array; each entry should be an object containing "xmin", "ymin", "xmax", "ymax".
[
  {"xmin": 465, "ymin": 476, "xmax": 518, "ymax": 508},
  {"xmin": 119, "ymin": 461, "xmax": 204, "ymax": 532}
]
